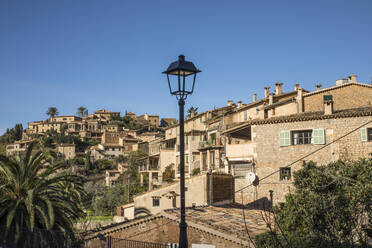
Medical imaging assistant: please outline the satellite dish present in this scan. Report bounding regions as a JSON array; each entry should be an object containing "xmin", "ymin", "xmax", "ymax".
[{"xmin": 245, "ymin": 172, "xmax": 256, "ymax": 184}]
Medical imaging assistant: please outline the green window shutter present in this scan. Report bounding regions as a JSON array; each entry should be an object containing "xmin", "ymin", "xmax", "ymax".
[
  {"xmin": 279, "ymin": 130, "xmax": 291, "ymax": 147},
  {"xmin": 186, "ymin": 136, "xmax": 188, "ymax": 144},
  {"xmin": 312, "ymin": 128, "xmax": 325, "ymax": 144},
  {"xmin": 361, "ymin": 128, "xmax": 367, "ymax": 142}
]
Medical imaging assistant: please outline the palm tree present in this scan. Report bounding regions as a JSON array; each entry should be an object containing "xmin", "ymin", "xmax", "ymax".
[
  {"xmin": 187, "ymin": 106, "xmax": 199, "ymax": 118},
  {"xmin": 76, "ymin": 106, "xmax": 88, "ymax": 117},
  {"xmin": 46, "ymin": 107, "xmax": 59, "ymax": 119},
  {"xmin": 0, "ymin": 143, "xmax": 85, "ymax": 247}
]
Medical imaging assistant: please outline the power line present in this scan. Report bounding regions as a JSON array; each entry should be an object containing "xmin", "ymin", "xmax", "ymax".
[{"xmin": 235, "ymin": 118, "xmax": 372, "ymax": 193}]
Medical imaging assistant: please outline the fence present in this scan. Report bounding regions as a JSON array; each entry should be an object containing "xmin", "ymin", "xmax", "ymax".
[{"xmin": 107, "ymin": 236, "xmax": 177, "ymax": 248}]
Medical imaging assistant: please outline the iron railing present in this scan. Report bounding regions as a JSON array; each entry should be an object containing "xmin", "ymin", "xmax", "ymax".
[{"xmin": 109, "ymin": 236, "xmax": 171, "ymax": 248}]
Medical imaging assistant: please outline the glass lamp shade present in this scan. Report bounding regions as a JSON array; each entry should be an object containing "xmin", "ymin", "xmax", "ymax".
[{"xmin": 162, "ymin": 55, "xmax": 201, "ymax": 100}]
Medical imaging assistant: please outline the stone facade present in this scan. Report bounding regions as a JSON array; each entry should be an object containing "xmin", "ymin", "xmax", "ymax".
[
  {"xmin": 233, "ymin": 112, "xmax": 372, "ymax": 205},
  {"xmin": 133, "ymin": 173, "xmax": 233, "ymax": 216},
  {"xmin": 303, "ymin": 83, "xmax": 372, "ymax": 112}
]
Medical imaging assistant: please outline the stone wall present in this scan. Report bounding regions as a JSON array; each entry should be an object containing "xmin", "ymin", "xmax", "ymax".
[{"xmin": 304, "ymin": 84, "xmax": 372, "ymax": 112}]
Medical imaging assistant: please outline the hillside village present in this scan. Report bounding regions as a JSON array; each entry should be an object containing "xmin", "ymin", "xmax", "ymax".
[{"xmin": 2, "ymin": 74, "xmax": 372, "ymax": 246}]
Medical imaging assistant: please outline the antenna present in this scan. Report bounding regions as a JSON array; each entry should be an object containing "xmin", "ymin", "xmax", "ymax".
[{"xmin": 245, "ymin": 172, "xmax": 256, "ymax": 184}]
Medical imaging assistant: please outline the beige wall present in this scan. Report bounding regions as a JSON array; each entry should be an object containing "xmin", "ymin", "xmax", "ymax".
[
  {"xmin": 57, "ymin": 145, "xmax": 76, "ymax": 159},
  {"xmin": 134, "ymin": 174, "xmax": 208, "ymax": 215},
  {"xmin": 304, "ymin": 84, "xmax": 372, "ymax": 112},
  {"xmin": 159, "ymin": 149, "xmax": 175, "ymax": 172},
  {"xmin": 268, "ymin": 101, "xmax": 298, "ymax": 118}
]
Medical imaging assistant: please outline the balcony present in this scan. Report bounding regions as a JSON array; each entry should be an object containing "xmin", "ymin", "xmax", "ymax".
[
  {"xmin": 225, "ymin": 142, "xmax": 254, "ymax": 159},
  {"xmin": 139, "ymin": 164, "xmax": 148, "ymax": 172},
  {"xmin": 149, "ymin": 164, "xmax": 159, "ymax": 171},
  {"xmin": 198, "ymin": 139, "xmax": 223, "ymax": 150}
]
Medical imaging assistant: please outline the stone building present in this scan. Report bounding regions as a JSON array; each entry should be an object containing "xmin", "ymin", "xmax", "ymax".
[
  {"xmin": 6, "ymin": 140, "xmax": 33, "ymax": 156},
  {"xmin": 224, "ymin": 106, "xmax": 372, "ymax": 205},
  {"xmin": 129, "ymin": 173, "xmax": 233, "ymax": 217},
  {"xmin": 56, "ymin": 144, "xmax": 76, "ymax": 160}
]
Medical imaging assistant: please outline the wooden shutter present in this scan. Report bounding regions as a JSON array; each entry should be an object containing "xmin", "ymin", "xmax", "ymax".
[
  {"xmin": 279, "ymin": 130, "xmax": 291, "ymax": 147},
  {"xmin": 361, "ymin": 128, "xmax": 367, "ymax": 142},
  {"xmin": 312, "ymin": 128, "xmax": 325, "ymax": 144}
]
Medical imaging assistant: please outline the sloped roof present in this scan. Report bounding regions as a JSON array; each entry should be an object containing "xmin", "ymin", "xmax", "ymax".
[
  {"xmin": 223, "ymin": 106, "xmax": 372, "ymax": 135},
  {"xmin": 84, "ymin": 204, "xmax": 268, "ymax": 246}
]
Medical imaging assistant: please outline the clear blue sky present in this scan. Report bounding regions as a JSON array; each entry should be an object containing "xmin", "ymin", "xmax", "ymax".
[{"xmin": 1, "ymin": 0, "xmax": 371, "ymax": 134}]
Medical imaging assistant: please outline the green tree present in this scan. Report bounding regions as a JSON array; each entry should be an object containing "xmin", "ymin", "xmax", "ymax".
[
  {"xmin": 163, "ymin": 163, "xmax": 175, "ymax": 183},
  {"xmin": 46, "ymin": 107, "xmax": 59, "ymax": 119},
  {"xmin": 0, "ymin": 143, "xmax": 86, "ymax": 247},
  {"xmin": 76, "ymin": 106, "xmax": 88, "ymax": 117},
  {"xmin": 255, "ymin": 159, "xmax": 372, "ymax": 248},
  {"xmin": 0, "ymin": 124, "xmax": 23, "ymax": 144},
  {"xmin": 84, "ymin": 151, "xmax": 92, "ymax": 172}
]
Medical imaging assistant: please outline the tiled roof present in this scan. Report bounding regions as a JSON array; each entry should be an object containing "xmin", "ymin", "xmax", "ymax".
[
  {"xmin": 84, "ymin": 204, "xmax": 268, "ymax": 245},
  {"xmin": 303, "ymin": 82, "xmax": 372, "ymax": 97},
  {"xmin": 224, "ymin": 107, "xmax": 372, "ymax": 134},
  {"xmin": 250, "ymin": 106, "xmax": 372, "ymax": 125},
  {"xmin": 164, "ymin": 204, "xmax": 267, "ymax": 243}
]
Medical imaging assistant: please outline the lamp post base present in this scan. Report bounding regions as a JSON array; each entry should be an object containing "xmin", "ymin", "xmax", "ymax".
[{"xmin": 179, "ymin": 222, "xmax": 188, "ymax": 248}]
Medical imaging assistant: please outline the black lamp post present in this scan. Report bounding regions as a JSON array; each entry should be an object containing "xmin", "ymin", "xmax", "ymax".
[{"xmin": 163, "ymin": 55, "xmax": 201, "ymax": 248}]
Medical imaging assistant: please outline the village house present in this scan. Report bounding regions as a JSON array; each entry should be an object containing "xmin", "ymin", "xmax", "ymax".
[
  {"xmin": 160, "ymin": 117, "xmax": 177, "ymax": 127},
  {"xmin": 118, "ymin": 173, "xmax": 233, "ymax": 217},
  {"xmin": 56, "ymin": 143, "xmax": 76, "ymax": 160},
  {"xmin": 6, "ymin": 140, "xmax": 33, "ymax": 156},
  {"xmin": 89, "ymin": 109, "xmax": 120, "ymax": 121},
  {"xmin": 222, "ymin": 77, "xmax": 372, "ymax": 206}
]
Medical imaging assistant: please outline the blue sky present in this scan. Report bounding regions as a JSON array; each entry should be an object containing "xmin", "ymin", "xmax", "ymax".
[{"xmin": 1, "ymin": 0, "xmax": 371, "ymax": 134}]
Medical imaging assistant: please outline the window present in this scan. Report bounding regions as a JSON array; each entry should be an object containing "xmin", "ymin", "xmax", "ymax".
[
  {"xmin": 152, "ymin": 198, "xmax": 160, "ymax": 207},
  {"xmin": 361, "ymin": 128, "xmax": 372, "ymax": 142},
  {"xmin": 192, "ymin": 135, "xmax": 195, "ymax": 141},
  {"xmin": 125, "ymin": 146, "xmax": 129, "ymax": 151},
  {"xmin": 244, "ymin": 110, "xmax": 248, "ymax": 121},
  {"xmin": 200, "ymin": 116, "xmax": 203, "ymax": 123},
  {"xmin": 186, "ymin": 156, "xmax": 189, "ymax": 163},
  {"xmin": 292, "ymin": 130, "xmax": 312, "ymax": 145},
  {"xmin": 186, "ymin": 136, "xmax": 188, "ymax": 145},
  {"xmin": 280, "ymin": 167, "xmax": 291, "ymax": 180}
]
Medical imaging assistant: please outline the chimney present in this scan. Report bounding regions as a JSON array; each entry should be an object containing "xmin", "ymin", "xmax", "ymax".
[
  {"xmin": 294, "ymin": 83, "xmax": 300, "ymax": 91},
  {"xmin": 190, "ymin": 110, "xmax": 195, "ymax": 118},
  {"xmin": 275, "ymin": 82, "xmax": 283, "ymax": 95},
  {"xmin": 227, "ymin": 100, "xmax": 233, "ymax": 106},
  {"xmin": 296, "ymin": 87, "xmax": 303, "ymax": 113},
  {"xmin": 348, "ymin": 74, "xmax": 357, "ymax": 83},
  {"xmin": 336, "ymin": 78, "xmax": 348, "ymax": 86},
  {"xmin": 253, "ymin": 93, "xmax": 257, "ymax": 102},
  {"xmin": 323, "ymin": 95, "xmax": 334, "ymax": 115},
  {"xmin": 316, "ymin": 84, "xmax": 322, "ymax": 90},
  {"xmin": 269, "ymin": 94, "xmax": 273, "ymax": 105},
  {"xmin": 264, "ymin": 86, "xmax": 270, "ymax": 98},
  {"xmin": 237, "ymin": 101, "xmax": 243, "ymax": 108}
]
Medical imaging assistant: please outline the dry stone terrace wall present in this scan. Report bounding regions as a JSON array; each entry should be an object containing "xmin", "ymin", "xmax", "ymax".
[{"xmin": 236, "ymin": 115, "xmax": 372, "ymax": 205}]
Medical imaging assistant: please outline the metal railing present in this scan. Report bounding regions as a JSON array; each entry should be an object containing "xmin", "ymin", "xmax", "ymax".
[{"xmin": 109, "ymin": 236, "xmax": 171, "ymax": 248}]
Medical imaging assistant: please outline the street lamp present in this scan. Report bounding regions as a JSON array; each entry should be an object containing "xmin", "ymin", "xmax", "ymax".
[{"xmin": 163, "ymin": 55, "xmax": 201, "ymax": 248}]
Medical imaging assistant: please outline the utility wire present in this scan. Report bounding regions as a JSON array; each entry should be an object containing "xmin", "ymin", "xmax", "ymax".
[{"xmin": 235, "ymin": 118, "xmax": 372, "ymax": 193}]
